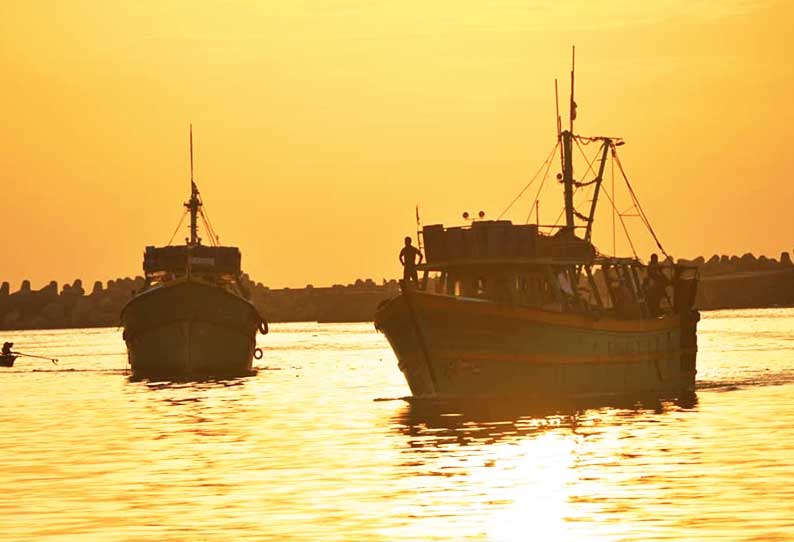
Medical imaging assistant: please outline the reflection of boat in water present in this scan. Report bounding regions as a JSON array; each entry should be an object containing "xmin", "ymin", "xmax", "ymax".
[
  {"xmin": 375, "ymin": 51, "xmax": 700, "ymax": 398},
  {"xmin": 393, "ymin": 393, "xmax": 698, "ymax": 447},
  {"xmin": 121, "ymin": 128, "xmax": 267, "ymax": 379},
  {"xmin": 0, "ymin": 354, "xmax": 17, "ymax": 367}
]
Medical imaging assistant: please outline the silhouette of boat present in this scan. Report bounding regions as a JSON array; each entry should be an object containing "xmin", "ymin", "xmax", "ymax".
[
  {"xmin": 375, "ymin": 51, "xmax": 700, "ymax": 398},
  {"xmin": 0, "ymin": 354, "xmax": 17, "ymax": 367},
  {"xmin": 121, "ymin": 128, "xmax": 267, "ymax": 379}
]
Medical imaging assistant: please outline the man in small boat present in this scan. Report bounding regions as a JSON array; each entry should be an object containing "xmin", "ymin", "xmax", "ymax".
[
  {"xmin": 399, "ymin": 236, "xmax": 423, "ymax": 287},
  {"xmin": 2, "ymin": 342, "xmax": 13, "ymax": 356},
  {"xmin": 646, "ymin": 253, "xmax": 670, "ymax": 316}
]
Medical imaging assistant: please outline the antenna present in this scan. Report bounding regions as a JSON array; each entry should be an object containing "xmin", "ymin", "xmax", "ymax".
[
  {"xmin": 185, "ymin": 124, "xmax": 201, "ymax": 245},
  {"xmin": 189, "ymin": 124, "xmax": 194, "ymax": 184},
  {"xmin": 554, "ymin": 79, "xmax": 561, "ymax": 138},
  {"xmin": 415, "ymin": 204, "xmax": 423, "ymax": 252},
  {"xmin": 561, "ymin": 45, "xmax": 576, "ymax": 229},
  {"xmin": 569, "ymin": 45, "xmax": 576, "ymax": 133}
]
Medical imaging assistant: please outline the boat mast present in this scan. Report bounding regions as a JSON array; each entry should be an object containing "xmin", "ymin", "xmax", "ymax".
[
  {"xmin": 186, "ymin": 124, "xmax": 201, "ymax": 246},
  {"xmin": 584, "ymin": 140, "xmax": 611, "ymax": 243},
  {"xmin": 562, "ymin": 46, "xmax": 575, "ymax": 230}
]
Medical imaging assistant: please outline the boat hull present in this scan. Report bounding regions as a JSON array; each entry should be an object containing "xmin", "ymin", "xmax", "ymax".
[
  {"xmin": 374, "ymin": 291, "xmax": 698, "ymax": 398},
  {"xmin": 0, "ymin": 355, "xmax": 16, "ymax": 368},
  {"xmin": 121, "ymin": 280, "xmax": 262, "ymax": 379}
]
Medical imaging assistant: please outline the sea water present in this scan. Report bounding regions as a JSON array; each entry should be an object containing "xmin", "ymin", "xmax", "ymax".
[{"xmin": 0, "ymin": 309, "xmax": 792, "ymax": 541}]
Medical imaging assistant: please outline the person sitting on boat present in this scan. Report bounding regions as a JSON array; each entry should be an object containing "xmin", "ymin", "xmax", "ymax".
[
  {"xmin": 2, "ymin": 342, "xmax": 13, "ymax": 356},
  {"xmin": 399, "ymin": 236, "xmax": 423, "ymax": 287},
  {"xmin": 557, "ymin": 270, "xmax": 575, "ymax": 297},
  {"xmin": 646, "ymin": 253, "xmax": 670, "ymax": 316},
  {"xmin": 555, "ymin": 269, "xmax": 577, "ymax": 309},
  {"xmin": 613, "ymin": 280, "xmax": 642, "ymax": 318}
]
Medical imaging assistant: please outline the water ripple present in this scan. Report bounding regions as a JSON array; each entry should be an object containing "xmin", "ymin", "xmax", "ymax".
[{"xmin": 0, "ymin": 314, "xmax": 793, "ymax": 540}]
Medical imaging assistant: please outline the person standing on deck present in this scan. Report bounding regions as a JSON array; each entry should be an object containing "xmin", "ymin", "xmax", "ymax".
[
  {"xmin": 399, "ymin": 236, "xmax": 423, "ymax": 287},
  {"xmin": 646, "ymin": 253, "xmax": 670, "ymax": 316}
]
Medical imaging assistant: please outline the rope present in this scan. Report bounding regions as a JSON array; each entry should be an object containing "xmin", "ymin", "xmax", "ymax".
[
  {"xmin": 549, "ymin": 207, "xmax": 565, "ymax": 230},
  {"xmin": 203, "ymin": 202, "xmax": 221, "ymax": 246},
  {"xmin": 598, "ymin": 173, "xmax": 639, "ymax": 259},
  {"xmin": 611, "ymin": 147, "xmax": 669, "ymax": 258},
  {"xmin": 576, "ymin": 140, "xmax": 639, "ymax": 259},
  {"xmin": 195, "ymin": 186, "xmax": 220, "ymax": 247},
  {"xmin": 574, "ymin": 138, "xmax": 600, "ymax": 185},
  {"xmin": 498, "ymin": 142, "xmax": 559, "ymax": 220},
  {"xmin": 200, "ymin": 208, "xmax": 220, "ymax": 247},
  {"xmin": 526, "ymin": 145, "xmax": 559, "ymax": 224},
  {"xmin": 167, "ymin": 210, "xmax": 188, "ymax": 246},
  {"xmin": 574, "ymin": 139, "xmax": 639, "ymax": 258},
  {"xmin": 549, "ymin": 180, "xmax": 589, "ymax": 232}
]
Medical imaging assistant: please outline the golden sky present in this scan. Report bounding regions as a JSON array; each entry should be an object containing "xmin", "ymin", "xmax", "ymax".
[{"xmin": 1, "ymin": 0, "xmax": 792, "ymax": 289}]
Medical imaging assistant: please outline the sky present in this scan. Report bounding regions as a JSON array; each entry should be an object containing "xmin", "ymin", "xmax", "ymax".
[{"xmin": 1, "ymin": 0, "xmax": 792, "ymax": 290}]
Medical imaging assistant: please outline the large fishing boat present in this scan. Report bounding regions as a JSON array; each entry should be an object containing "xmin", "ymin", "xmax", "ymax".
[
  {"xmin": 121, "ymin": 128, "xmax": 267, "ymax": 379},
  {"xmin": 375, "ymin": 52, "xmax": 700, "ymax": 398}
]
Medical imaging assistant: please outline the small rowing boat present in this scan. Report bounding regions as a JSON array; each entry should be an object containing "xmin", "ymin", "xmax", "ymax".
[{"xmin": 0, "ymin": 354, "xmax": 17, "ymax": 368}]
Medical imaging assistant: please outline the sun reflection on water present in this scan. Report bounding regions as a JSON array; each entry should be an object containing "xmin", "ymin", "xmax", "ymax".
[
  {"xmin": 2, "ymin": 315, "xmax": 794, "ymax": 541},
  {"xmin": 386, "ymin": 396, "xmax": 703, "ymax": 541}
]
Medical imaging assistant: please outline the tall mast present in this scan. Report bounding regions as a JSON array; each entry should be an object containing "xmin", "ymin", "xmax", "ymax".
[
  {"xmin": 186, "ymin": 124, "xmax": 201, "ymax": 246},
  {"xmin": 562, "ymin": 46, "xmax": 576, "ymax": 230},
  {"xmin": 569, "ymin": 45, "xmax": 575, "ymax": 134}
]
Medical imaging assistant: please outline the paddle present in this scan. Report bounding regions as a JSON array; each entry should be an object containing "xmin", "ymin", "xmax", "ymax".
[{"xmin": 10, "ymin": 351, "xmax": 58, "ymax": 365}]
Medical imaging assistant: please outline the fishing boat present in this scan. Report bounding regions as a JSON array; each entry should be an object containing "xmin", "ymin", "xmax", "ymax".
[
  {"xmin": 374, "ymin": 51, "xmax": 700, "ymax": 398},
  {"xmin": 121, "ymin": 128, "xmax": 268, "ymax": 379}
]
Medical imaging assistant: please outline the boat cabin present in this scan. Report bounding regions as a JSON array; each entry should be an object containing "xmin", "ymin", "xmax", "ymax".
[
  {"xmin": 415, "ymin": 221, "xmax": 697, "ymax": 319},
  {"xmin": 142, "ymin": 245, "xmax": 247, "ymax": 293}
]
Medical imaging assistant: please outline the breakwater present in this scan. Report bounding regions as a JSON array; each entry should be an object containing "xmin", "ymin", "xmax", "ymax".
[
  {"xmin": 0, "ymin": 277, "xmax": 399, "ymax": 331},
  {"xmin": 1, "ymin": 251, "xmax": 792, "ymax": 330},
  {"xmin": 684, "ymin": 251, "xmax": 794, "ymax": 310}
]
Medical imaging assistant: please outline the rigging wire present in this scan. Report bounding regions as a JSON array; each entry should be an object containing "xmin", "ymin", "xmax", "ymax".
[
  {"xmin": 574, "ymin": 138, "xmax": 638, "ymax": 258},
  {"xmin": 167, "ymin": 210, "xmax": 189, "ymax": 246},
  {"xmin": 550, "ymin": 181, "xmax": 589, "ymax": 232},
  {"xmin": 543, "ymin": 140, "xmax": 596, "ymax": 232},
  {"xmin": 599, "ymin": 178, "xmax": 639, "ymax": 259},
  {"xmin": 202, "ymin": 200, "xmax": 222, "ymax": 246},
  {"xmin": 498, "ymin": 142, "xmax": 559, "ymax": 220},
  {"xmin": 526, "ymin": 145, "xmax": 559, "ymax": 224},
  {"xmin": 611, "ymin": 149, "xmax": 669, "ymax": 258},
  {"xmin": 199, "ymin": 208, "xmax": 220, "ymax": 247},
  {"xmin": 192, "ymin": 184, "xmax": 220, "ymax": 247},
  {"xmin": 549, "ymin": 206, "xmax": 565, "ymax": 231}
]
